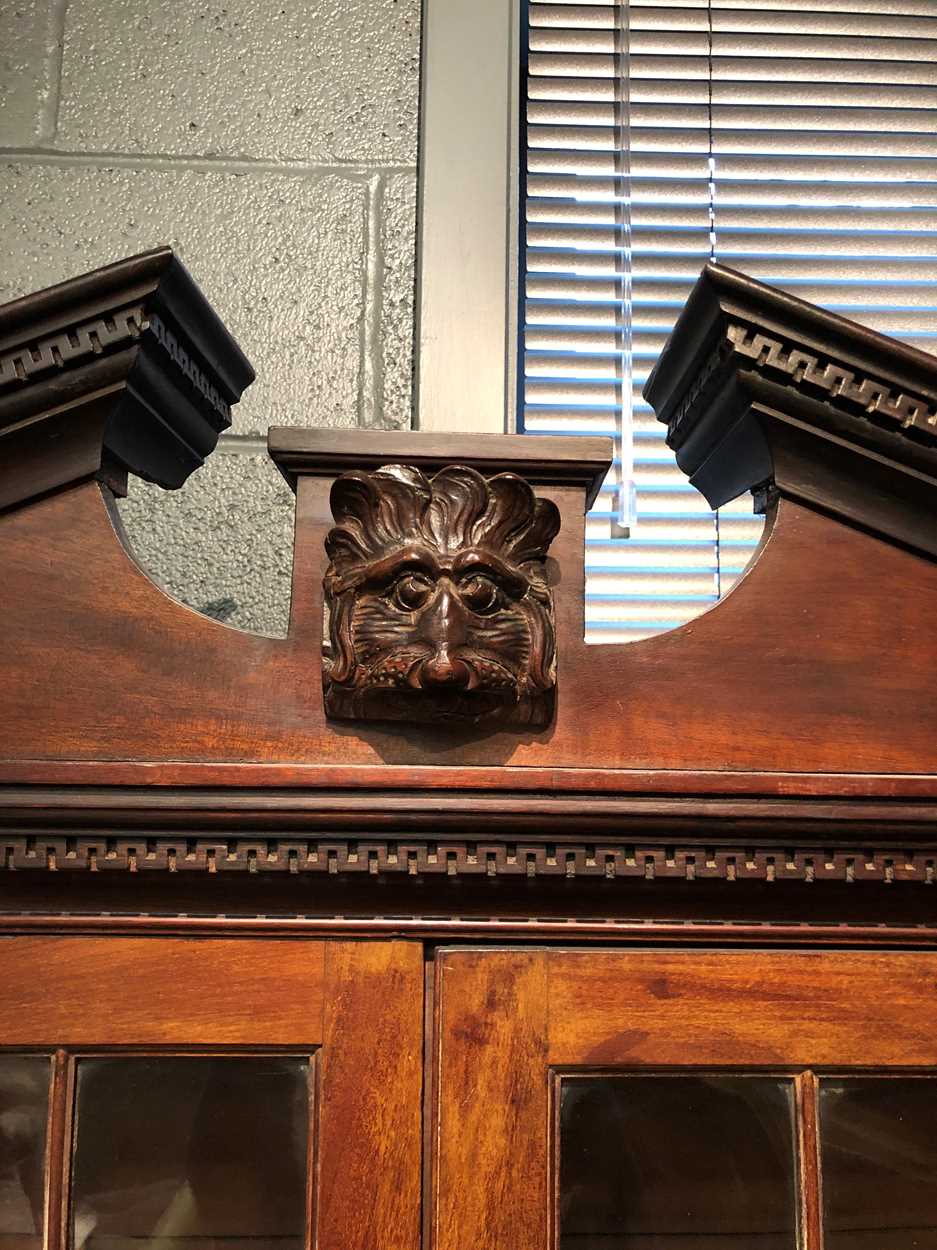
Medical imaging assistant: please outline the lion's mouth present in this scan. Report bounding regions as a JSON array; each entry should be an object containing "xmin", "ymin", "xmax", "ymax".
[{"xmin": 361, "ymin": 647, "xmax": 519, "ymax": 695}]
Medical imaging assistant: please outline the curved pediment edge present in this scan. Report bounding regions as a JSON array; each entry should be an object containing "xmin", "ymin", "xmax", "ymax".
[{"xmin": 102, "ymin": 485, "xmax": 290, "ymax": 640}]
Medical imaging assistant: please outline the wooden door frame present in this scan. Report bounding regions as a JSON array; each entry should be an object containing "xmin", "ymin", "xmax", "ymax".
[
  {"xmin": 431, "ymin": 947, "xmax": 937, "ymax": 1250},
  {"xmin": 0, "ymin": 936, "xmax": 423, "ymax": 1250}
]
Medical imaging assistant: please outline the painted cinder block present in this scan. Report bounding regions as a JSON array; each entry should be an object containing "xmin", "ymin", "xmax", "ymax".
[
  {"xmin": 0, "ymin": 0, "xmax": 55, "ymax": 145},
  {"xmin": 55, "ymin": 0, "xmax": 420, "ymax": 164},
  {"xmin": 0, "ymin": 162, "xmax": 367, "ymax": 435},
  {"xmin": 118, "ymin": 450, "xmax": 295, "ymax": 637},
  {"xmin": 381, "ymin": 173, "xmax": 417, "ymax": 430}
]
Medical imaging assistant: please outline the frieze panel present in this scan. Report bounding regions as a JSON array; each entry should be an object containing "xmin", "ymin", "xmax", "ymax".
[{"xmin": 3, "ymin": 836, "xmax": 934, "ymax": 884}]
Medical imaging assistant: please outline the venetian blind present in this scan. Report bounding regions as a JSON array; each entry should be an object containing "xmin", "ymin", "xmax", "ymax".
[{"xmin": 522, "ymin": 0, "xmax": 937, "ymax": 643}]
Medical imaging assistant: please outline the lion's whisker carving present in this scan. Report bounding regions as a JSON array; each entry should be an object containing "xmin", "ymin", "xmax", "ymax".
[{"xmin": 322, "ymin": 463, "xmax": 560, "ymax": 728}]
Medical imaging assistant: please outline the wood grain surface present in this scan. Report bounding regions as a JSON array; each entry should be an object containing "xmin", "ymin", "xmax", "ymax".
[
  {"xmin": 546, "ymin": 950, "xmax": 937, "ymax": 1066},
  {"xmin": 316, "ymin": 941, "xmax": 423, "ymax": 1250},
  {"xmin": 0, "ymin": 936, "xmax": 424, "ymax": 1250},
  {"xmin": 0, "ymin": 936, "xmax": 326, "ymax": 1046},
  {"xmin": 433, "ymin": 951, "xmax": 549, "ymax": 1250},
  {"xmin": 432, "ymin": 948, "xmax": 937, "ymax": 1250},
  {"xmin": 1, "ymin": 477, "xmax": 936, "ymax": 781}
]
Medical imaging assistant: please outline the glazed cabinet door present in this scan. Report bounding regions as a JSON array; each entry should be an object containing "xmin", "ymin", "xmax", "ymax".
[
  {"xmin": 0, "ymin": 937, "xmax": 421, "ymax": 1250},
  {"xmin": 431, "ymin": 948, "xmax": 937, "ymax": 1250}
]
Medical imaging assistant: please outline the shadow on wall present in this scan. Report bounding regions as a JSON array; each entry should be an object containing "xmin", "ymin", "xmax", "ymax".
[{"xmin": 117, "ymin": 451, "xmax": 297, "ymax": 639}]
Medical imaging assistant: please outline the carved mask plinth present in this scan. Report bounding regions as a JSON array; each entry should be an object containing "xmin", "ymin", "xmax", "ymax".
[{"xmin": 322, "ymin": 464, "xmax": 560, "ymax": 727}]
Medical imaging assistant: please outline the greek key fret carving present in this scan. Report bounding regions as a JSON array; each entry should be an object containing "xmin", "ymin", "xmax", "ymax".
[
  {"xmin": 3, "ymin": 836, "xmax": 934, "ymax": 884},
  {"xmin": 0, "ymin": 305, "xmax": 145, "ymax": 391},
  {"xmin": 0, "ymin": 305, "xmax": 232, "ymax": 429},
  {"xmin": 667, "ymin": 321, "xmax": 937, "ymax": 449},
  {"xmin": 727, "ymin": 322, "xmax": 937, "ymax": 435}
]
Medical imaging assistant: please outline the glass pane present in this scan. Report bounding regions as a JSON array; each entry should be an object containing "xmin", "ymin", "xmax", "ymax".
[
  {"xmin": 71, "ymin": 1057, "xmax": 309, "ymax": 1250},
  {"xmin": 821, "ymin": 1077, "xmax": 937, "ymax": 1250},
  {"xmin": 560, "ymin": 1075, "xmax": 797, "ymax": 1250},
  {"xmin": 0, "ymin": 1056, "xmax": 51, "ymax": 1250}
]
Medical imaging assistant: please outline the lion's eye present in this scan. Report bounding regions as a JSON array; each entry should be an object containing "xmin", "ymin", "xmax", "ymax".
[
  {"xmin": 391, "ymin": 574, "xmax": 433, "ymax": 612},
  {"xmin": 459, "ymin": 574, "xmax": 501, "ymax": 616}
]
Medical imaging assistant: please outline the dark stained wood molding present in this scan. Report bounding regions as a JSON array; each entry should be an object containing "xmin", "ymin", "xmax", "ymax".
[
  {"xmin": 267, "ymin": 427, "xmax": 613, "ymax": 511},
  {"xmin": 645, "ymin": 263, "xmax": 937, "ymax": 560},
  {"xmin": 2, "ymin": 913, "xmax": 936, "ymax": 948},
  {"xmin": 0, "ymin": 247, "xmax": 254, "ymax": 510},
  {"xmin": 3, "ymin": 766, "xmax": 937, "ymax": 798},
  {"xmin": 5, "ymin": 783, "xmax": 937, "ymax": 831},
  {"xmin": 2, "ymin": 833, "xmax": 936, "ymax": 885}
]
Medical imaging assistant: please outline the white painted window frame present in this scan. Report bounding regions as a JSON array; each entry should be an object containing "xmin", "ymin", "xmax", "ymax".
[{"xmin": 414, "ymin": 0, "xmax": 521, "ymax": 435}]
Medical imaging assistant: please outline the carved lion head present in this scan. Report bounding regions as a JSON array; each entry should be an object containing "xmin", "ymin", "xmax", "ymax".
[{"xmin": 322, "ymin": 463, "xmax": 560, "ymax": 726}]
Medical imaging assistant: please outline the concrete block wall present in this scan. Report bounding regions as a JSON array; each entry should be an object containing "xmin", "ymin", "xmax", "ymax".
[{"xmin": 0, "ymin": 0, "xmax": 420, "ymax": 634}]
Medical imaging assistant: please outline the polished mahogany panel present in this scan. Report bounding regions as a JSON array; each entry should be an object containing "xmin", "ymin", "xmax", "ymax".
[
  {"xmin": 2, "ymin": 262, "xmax": 937, "ymax": 787},
  {"xmin": 434, "ymin": 951, "xmax": 937, "ymax": 1250},
  {"xmin": 3, "ymin": 477, "xmax": 937, "ymax": 781}
]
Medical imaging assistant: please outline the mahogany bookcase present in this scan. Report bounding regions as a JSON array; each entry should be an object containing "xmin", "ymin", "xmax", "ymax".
[{"xmin": 1, "ymin": 250, "xmax": 935, "ymax": 1250}]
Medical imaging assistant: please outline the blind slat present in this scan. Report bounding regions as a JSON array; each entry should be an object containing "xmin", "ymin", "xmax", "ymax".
[
  {"xmin": 631, "ymin": 1, "xmax": 937, "ymax": 15},
  {"xmin": 530, "ymin": 123, "xmax": 937, "ymax": 157},
  {"xmin": 534, "ymin": 28, "xmax": 937, "ymax": 57},
  {"xmin": 628, "ymin": 8, "xmax": 937, "ymax": 37},
  {"xmin": 627, "ymin": 55, "xmax": 937, "ymax": 84},
  {"xmin": 530, "ymin": 99, "xmax": 937, "ymax": 129}
]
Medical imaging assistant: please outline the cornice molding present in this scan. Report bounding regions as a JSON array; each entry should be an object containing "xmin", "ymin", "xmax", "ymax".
[
  {"xmin": 725, "ymin": 322, "xmax": 936, "ymax": 440},
  {"xmin": 645, "ymin": 263, "xmax": 937, "ymax": 559},
  {"xmin": 0, "ymin": 248, "xmax": 254, "ymax": 510},
  {"xmin": 665, "ymin": 318, "xmax": 937, "ymax": 456},
  {"xmin": 4, "ymin": 782, "xmax": 937, "ymax": 829},
  {"xmin": 4, "ymin": 914, "xmax": 936, "ymax": 947},
  {"xmin": 0, "ymin": 303, "xmax": 146, "ymax": 392},
  {"xmin": 267, "ymin": 427, "xmax": 613, "ymax": 511}
]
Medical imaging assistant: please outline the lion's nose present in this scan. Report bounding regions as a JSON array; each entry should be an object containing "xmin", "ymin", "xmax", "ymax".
[
  {"xmin": 415, "ymin": 583, "xmax": 471, "ymax": 690},
  {"xmin": 420, "ymin": 651, "xmax": 471, "ymax": 690},
  {"xmin": 417, "ymin": 583, "xmax": 468, "ymax": 648}
]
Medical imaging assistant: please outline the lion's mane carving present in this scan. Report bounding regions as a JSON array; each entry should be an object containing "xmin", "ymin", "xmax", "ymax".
[{"xmin": 322, "ymin": 463, "xmax": 560, "ymax": 727}]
